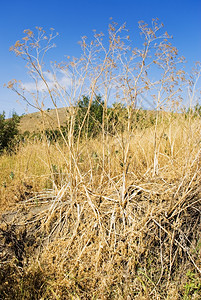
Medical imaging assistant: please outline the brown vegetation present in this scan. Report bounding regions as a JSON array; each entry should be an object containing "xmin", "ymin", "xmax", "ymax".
[
  {"xmin": 1, "ymin": 114, "xmax": 201, "ymax": 299},
  {"xmin": 1, "ymin": 20, "xmax": 201, "ymax": 299}
]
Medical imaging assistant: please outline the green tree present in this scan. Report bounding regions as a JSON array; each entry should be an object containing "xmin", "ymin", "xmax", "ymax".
[
  {"xmin": 74, "ymin": 95, "xmax": 104, "ymax": 138},
  {"xmin": 0, "ymin": 112, "xmax": 21, "ymax": 153}
]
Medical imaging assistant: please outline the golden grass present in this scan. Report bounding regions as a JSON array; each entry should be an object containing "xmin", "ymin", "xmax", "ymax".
[
  {"xmin": 0, "ymin": 113, "xmax": 201, "ymax": 299},
  {"xmin": 19, "ymin": 107, "xmax": 69, "ymax": 133}
]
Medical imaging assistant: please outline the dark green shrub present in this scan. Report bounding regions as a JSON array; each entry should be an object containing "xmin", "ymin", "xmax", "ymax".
[
  {"xmin": 184, "ymin": 104, "xmax": 201, "ymax": 119},
  {"xmin": 107, "ymin": 102, "xmax": 127, "ymax": 134},
  {"xmin": 107, "ymin": 103, "xmax": 157, "ymax": 134},
  {"xmin": 74, "ymin": 95, "xmax": 104, "ymax": 138},
  {"xmin": 0, "ymin": 112, "xmax": 21, "ymax": 153},
  {"xmin": 44, "ymin": 128, "xmax": 61, "ymax": 142}
]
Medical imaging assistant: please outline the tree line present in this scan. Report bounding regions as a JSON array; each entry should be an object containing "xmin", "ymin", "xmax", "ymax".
[{"xmin": 1, "ymin": 96, "xmax": 201, "ymax": 153}]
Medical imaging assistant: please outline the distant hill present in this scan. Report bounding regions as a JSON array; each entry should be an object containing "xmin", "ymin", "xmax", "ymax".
[
  {"xmin": 19, "ymin": 106, "xmax": 173, "ymax": 135},
  {"xmin": 19, "ymin": 107, "xmax": 69, "ymax": 133}
]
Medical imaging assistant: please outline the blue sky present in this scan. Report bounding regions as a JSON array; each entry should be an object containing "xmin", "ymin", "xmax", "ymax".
[{"xmin": 0, "ymin": 0, "xmax": 200, "ymax": 116}]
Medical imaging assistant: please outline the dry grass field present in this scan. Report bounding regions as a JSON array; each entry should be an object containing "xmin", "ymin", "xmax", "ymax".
[{"xmin": 0, "ymin": 111, "xmax": 201, "ymax": 299}]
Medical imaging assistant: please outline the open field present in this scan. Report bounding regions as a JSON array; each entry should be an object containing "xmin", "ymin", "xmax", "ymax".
[{"xmin": 1, "ymin": 111, "xmax": 201, "ymax": 299}]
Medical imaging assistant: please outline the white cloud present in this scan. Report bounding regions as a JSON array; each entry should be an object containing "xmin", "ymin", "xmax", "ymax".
[{"xmin": 21, "ymin": 70, "xmax": 72, "ymax": 93}]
